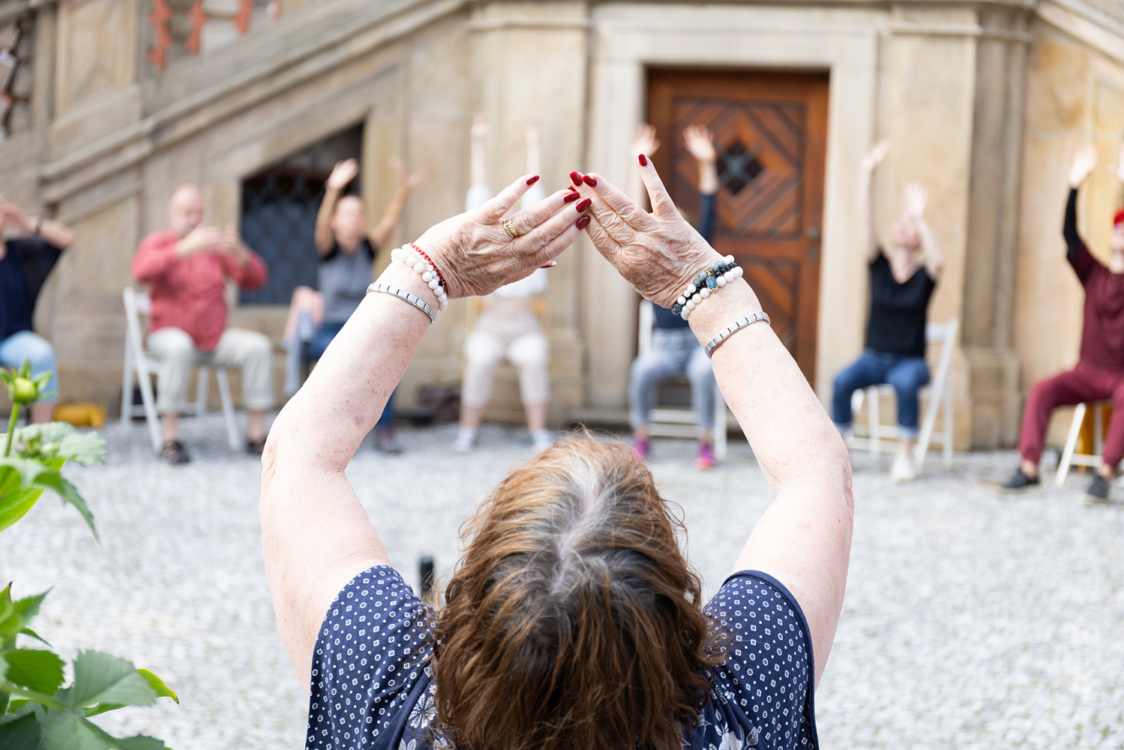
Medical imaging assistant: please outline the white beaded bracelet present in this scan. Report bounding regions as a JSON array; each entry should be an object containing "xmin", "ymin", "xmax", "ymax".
[
  {"xmin": 390, "ymin": 247, "xmax": 449, "ymax": 312},
  {"xmin": 676, "ymin": 255, "xmax": 742, "ymax": 321}
]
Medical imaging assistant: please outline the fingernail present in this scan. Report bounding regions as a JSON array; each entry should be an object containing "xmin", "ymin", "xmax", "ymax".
[
  {"xmin": 569, "ymin": 171, "xmax": 583, "ymax": 186},
  {"xmin": 563, "ymin": 192, "xmax": 580, "ymax": 203},
  {"xmin": 567, "ymin": 185, "xmax": 579, "ymax": 193},
  {"xmin": 582, "ymin": 175, "xmax": 598, "ymax": 187},
  {"xmin": 576, "ymin": 215, "xmax": 591, "ymax": 230},
  {"xmin": 526, "ymin": 175, "xmax": 540, "ymax": 186},
  {"xmin": 540, "ymin": 261, "xmax": 558, "ymax": 268},
  {"xmin": 576, "ymin": 198, "xmax": 592, "ymax": 212},
  {"xmin": 639, "ymin": 153, "xmax": 648, "ymax": 167}
]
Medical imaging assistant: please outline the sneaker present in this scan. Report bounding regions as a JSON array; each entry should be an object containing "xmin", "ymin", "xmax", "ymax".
[
  {"xmin": 531, "ymin": 429, "xmax": 555, "ymax": 452},
  {"xmin": 1085, "ymin": 475, "xmax": 1111, "ymax": 505},
  {"xmin": 889, "ymin": 452, "xmax": 917, "ymax": 482},
  {"xmin": 374, "ymin": 428, "xmax": 403, "ymax": 455},
  {"xmin": 633, "ymin": 436, "xmax": 650, "ymax": 461},
  {"xmin": 160, "ymin": 440, "xmax": 191, "ymax": 465},
  {"xmin": 696, "ymin": 441, "xmax": 715, "ymax": 470},
  {"xmin": 1000, "ymin": 468, "xmax": 1040, "ymax": 491},
  {"xmin": 453, "ymin": 426, "xmax": 478, "ymax": 453}
]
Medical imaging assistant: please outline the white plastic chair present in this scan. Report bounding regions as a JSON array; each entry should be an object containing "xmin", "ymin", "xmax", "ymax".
[
  {"xmin": 850, "ymin": 318, "xmax": 958, "ymax": 469},
  {"xmin": 121, "ymin": 287, "xmax": 241, "ymax": 452},
  {"xmin": 1055, "ymin": 401, "xmax": 1109, "ymax": 486},
  {"xmin": 637, "ymin": 300, "xmax": 731, "ymax": 460}
]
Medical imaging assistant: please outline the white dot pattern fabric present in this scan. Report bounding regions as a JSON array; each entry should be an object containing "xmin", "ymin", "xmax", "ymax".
[{"xmin": 305, "ymin": 567, "xmax": 818, "ymax": 750}]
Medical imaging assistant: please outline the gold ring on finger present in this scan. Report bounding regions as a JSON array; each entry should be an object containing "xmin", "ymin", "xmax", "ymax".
[{"xmin": 502, "ymin": 219, "xmax": 520, "ymax": 239}]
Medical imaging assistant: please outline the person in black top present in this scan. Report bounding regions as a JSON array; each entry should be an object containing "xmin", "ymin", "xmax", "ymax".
[
  {"xmin": 0, "ymin": 201, "xmax": 76, "ymax": 423},
  {"xmin": 628, "ymin": 123, "xmax": 722, "ymax": 469},
  {"xmin": 831, "ymin": 140, "xmax": 945, "ymax": 482}
]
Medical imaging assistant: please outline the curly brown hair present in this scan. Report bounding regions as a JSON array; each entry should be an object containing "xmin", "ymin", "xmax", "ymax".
[{"xmin": 431, "ymin": 434, "xmax": 727, "ymax": 750}]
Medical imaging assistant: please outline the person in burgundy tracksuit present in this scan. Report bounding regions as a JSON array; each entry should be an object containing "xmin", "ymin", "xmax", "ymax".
[{"xmin": 1004, "ymin": 144, "xmax": 1124, "ymax": 503}]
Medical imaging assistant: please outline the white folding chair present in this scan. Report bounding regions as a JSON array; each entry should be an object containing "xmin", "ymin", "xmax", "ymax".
[
  {"xmin": 637, "ymin": 301, "xmax": 731, "ymax": 460},
  {"xmin": 121, "ymin": 287, "xmax": 241, "ymax": 452},
  {"xmin": 851, "ymin": 318, "xmax": 958, "ymax": 469},
  {"xmin": 1055, "ymin": 401, "xmax": 1109, "ymax": 486}
]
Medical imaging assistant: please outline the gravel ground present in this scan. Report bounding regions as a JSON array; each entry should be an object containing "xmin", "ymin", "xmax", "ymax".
[{"xmin": 1, "ymin": 415, "xmax": 1122, "ymax": 749}]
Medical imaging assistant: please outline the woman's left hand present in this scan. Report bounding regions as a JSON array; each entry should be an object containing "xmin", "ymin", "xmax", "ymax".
[{"xmin": 413, "ymin": 176, "xmax": 587, "ymax": 298}]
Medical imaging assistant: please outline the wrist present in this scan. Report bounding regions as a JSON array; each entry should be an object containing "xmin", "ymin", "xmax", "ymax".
[
  {"xmin": 379, "ymin": 257, "xmax": 441, "ymax": 310},
  {"xmin": 687, "ymin": 279, "xmax": 764, "ymax": 345}
]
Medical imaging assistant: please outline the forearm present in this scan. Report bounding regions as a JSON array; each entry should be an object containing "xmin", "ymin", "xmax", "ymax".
[
  {"xmin": 689, "ymin": 281, "xmax": 849, "ymax": 496},
  {"xmin": 1064, "ymin": 188, "xmax": 1082, "ymax": 261},
  {"xmin": 916, "ymin": 218, "xmax": 944, "ymax": 275},
  {"xmin": 698, "ymin": 159, "xmax": 718, "ymax": 196},
  {"xmin": 315, "ymin": 189, "xmax": 341, "ymax": 255},
  {"xmin": 860, "ymin": 174, "xmax": 879, "ymax": 260},
  {"xmin": 38, "ymin": 219, "xmax": 75, "ymax": 249},
  {"xmin": 369, "ymin": 188, "xmax": 411, "ymax": 250},
  {"xmin": 471, "ymin": 136, "xmax": 487, "ymax": 189}
]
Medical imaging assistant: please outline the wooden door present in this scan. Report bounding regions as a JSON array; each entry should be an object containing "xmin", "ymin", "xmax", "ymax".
[{"xmin": 647, "ymin": 70, "xmax": 829, "ymax": 381}]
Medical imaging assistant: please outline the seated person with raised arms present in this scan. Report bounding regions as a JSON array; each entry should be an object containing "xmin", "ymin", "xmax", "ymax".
[
  {"xmin": 1003, "ymin": 144, "xmax": 1124, "ymax": 504},
  {"xmin": 0, "ymin": 201, "xmax": 76, "ymax": 422},
  {"xmin": 283, "ymin": 157, "xmax": 420, "ymax": 454},
  {"xmin": 831, "ymin": 140, "xmax": 945, "ymax": 483}
]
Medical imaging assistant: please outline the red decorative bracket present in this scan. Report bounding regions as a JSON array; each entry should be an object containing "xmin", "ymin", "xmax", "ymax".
[{"xmin": 148, "ymin": 0, "xmax": 173, "ymax": 70}]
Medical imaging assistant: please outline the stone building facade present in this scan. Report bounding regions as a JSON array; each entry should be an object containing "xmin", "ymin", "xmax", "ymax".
[{"xmin": 1, "ymin": 0, "xmax": 1122, "ymax": 449}]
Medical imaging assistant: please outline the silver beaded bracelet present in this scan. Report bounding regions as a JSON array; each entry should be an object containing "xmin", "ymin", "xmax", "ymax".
[
  {"xmin": 705, "ymin": 311, "xmax": 771, "ymax": 358},
  {"xmin": 366, "ymin": 283, "xmax": 437, "ymax": 324}
]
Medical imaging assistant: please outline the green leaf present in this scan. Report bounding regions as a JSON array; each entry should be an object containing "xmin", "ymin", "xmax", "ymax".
[
  {"xmin": 28, "ymin": 473, "xmax": 98, "ymax": 542},
  {"xmin": 17, "ymin": 629, "xmax": 49, "ymax": 648},
  {"xmin": 2, "ymin": 650, "xmax": 64, "ymax": 696},
  {"xmin": 0, "ymin": 483, "xmax": 44, "ymax": 536},
  {"xmin": 67, "ymin": 652, "xmax": 155, "ymax": 711},
  {"xmin": 0, "ymin": 710, "xmax": 40, "ymax": 749},
  {"xmin": 13, "ymin": 591, "xmax": 48, "ymax": 624},
  {"xmin": 136, "ymin": 671, "xmax": 177, "ymax": 704},
  {"xmin": 39, "ymin": 710, "xmax": 109, "ymax": 750},
  {"xmin": 117, "ymin": 736, "xmax": 171, "ymax": 750}
]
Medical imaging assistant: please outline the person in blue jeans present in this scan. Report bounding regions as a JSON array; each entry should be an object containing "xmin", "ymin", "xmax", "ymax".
[
  {"xmin": 282, "ymin": 157, "xmax": 420, "ymax": 453},
  {"xmin": 832, "ymin": 140, "xmax": 945, "ymax": 482},
  {"xmin": 629, "ymin": 123, "xmax": 721, "ymax": 469},
  {"xmin": 0, "ymin": 201, "xmax": 76, "ymax": 423}
]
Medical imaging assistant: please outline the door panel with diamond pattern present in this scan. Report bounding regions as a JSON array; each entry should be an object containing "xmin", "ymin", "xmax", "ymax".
[{"xmin": 648, "ymin": 70, "xmax": 828, "ymax": 381}]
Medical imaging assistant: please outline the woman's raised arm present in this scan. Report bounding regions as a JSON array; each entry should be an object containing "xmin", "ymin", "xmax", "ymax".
[
  {"xmin": 260, "ymin": 177, "xmax": 585, "ymax": 688},
  {"xmin": 571, "ymin": 162, "xmax": 853, "ymax": 688}
]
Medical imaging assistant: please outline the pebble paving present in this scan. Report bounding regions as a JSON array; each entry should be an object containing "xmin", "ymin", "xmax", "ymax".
[{"xmin": 1, "ymin": 415, "xmax": 1121, "ymax": 749}]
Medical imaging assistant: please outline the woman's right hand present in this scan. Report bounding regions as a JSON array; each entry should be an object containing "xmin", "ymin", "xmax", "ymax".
[
  {"xmin": 862, "ymin": 139, "xmax": 890, "ymax": 174},
  {"xmin": 570, "ymin": 161, "xmax": 723, "ymax": 308},
  {"xmin": 412, "ymin": 176, "xmax": 586, "ymax": 298},
  {"xmin": 327, "ymin": 159, "xmax": 359, "ymax": 191},
  {"xmin": 1069, "ymin": 145, "xmax": 1098, "ymax": 188}
]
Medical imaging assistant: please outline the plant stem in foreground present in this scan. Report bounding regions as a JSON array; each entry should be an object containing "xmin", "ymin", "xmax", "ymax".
[{"xmin": 4, "ymin": 405, "xmax": 18, "ymax": 457}]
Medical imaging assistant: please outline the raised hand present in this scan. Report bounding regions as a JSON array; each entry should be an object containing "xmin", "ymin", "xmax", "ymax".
[
  {"xmin": 683, "ymin": 124, "xmax": 717, "ymax": 164},
  {"xmin": 862, "ymin": 139, "xmax": 890, "ymax": 174},
  {"xmin": 0, "ymin": 203, "xmax": 34, "ymax": 232},
  {"xmin": 411, "ymin": 176, "xmax": 585, "ymax": 298},
  {"xmin": 902, "ymin": 182, "xmax": 928, "ymax": 220},
  {"xmin": 389, "ymin": 158, "xmax": 423, "ymax": 191},
  {"xmin": 1069, "ymin": 145, "xmax": 1098, "ymax": 188},
  {"xmin": 572, "ymin": 162, "xmax": 722, "ymax": 308},
  {"xmin": 326, "ymin": 159, "xmax": 360, "ymax": 191},
  {"xmin": 631, "ymin": 123, "xmax": 661, "ymax": 160},
  {"xmin": 1109, "ymin": 144, "xmax": 1124, "ymax": 184}
]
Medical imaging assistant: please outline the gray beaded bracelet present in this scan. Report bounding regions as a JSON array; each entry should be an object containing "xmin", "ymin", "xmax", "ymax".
[
  {"xmin": 704, "ymin": 311, "xmax": 771, "ymax": 358},
  {"xmin": 366, "ymin": 283, "xmax": 437, "ymax": 324}
]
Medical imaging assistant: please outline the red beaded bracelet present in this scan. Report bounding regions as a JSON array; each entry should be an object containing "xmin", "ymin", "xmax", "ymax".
[{"xmin": 408, "ymin": 244, "xmax": 446, "ymax": 289}]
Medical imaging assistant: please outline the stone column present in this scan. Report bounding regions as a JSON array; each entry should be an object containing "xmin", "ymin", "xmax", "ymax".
[
  {"xmin": 467, "ymin": 0, "xmax": 591, "ymax": 426},
  {"xmin": 883, "ymin": 2, "xmax": 1031, "ymax": 448}
]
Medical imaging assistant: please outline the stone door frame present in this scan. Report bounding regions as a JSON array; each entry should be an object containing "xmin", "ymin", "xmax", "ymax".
[{"xmin": 583, "ymin": 4, "xmax": 880, "ymax": 404}]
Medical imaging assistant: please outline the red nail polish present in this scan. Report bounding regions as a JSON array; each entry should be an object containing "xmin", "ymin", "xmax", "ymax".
[
  {"xmin": 639, "ymin": 153, "xmax": 648, "ymax": 167},
  {"xmin": 563, "ymin": 192, "xmax": 580, "ymax": 204},
  {"xmin": 582, "ymin": 175, "xmax": 597, "ymax": 187},
  {"xmin": 576, "ymin": 215, "xmax": 591, "ymax": 230},
  {"xmin": 570, "ymin": 171, "xmax": 583, "ymax": 186},
  {"xmin": 526, "ymin": 175, "xmax": 540, "ymax": 186},
  {"xmin": 576, "ymin": 198, "xmax": 592, "ymax": 212}
]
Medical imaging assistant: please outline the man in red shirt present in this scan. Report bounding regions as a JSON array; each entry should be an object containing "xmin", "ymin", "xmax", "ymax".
[
  {"xmin": 132, "ymin": 185, "xmax": 273, "ymax": 464},
  {"xmin": 1004, "ymin": 145, "xmax": 1124, "ymax": 503}
]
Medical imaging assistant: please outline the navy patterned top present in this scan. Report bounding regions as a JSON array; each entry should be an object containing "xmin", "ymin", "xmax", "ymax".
[{"xmin": 306, "ymin": 567, "xmax": 818, "ymax": 750}]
